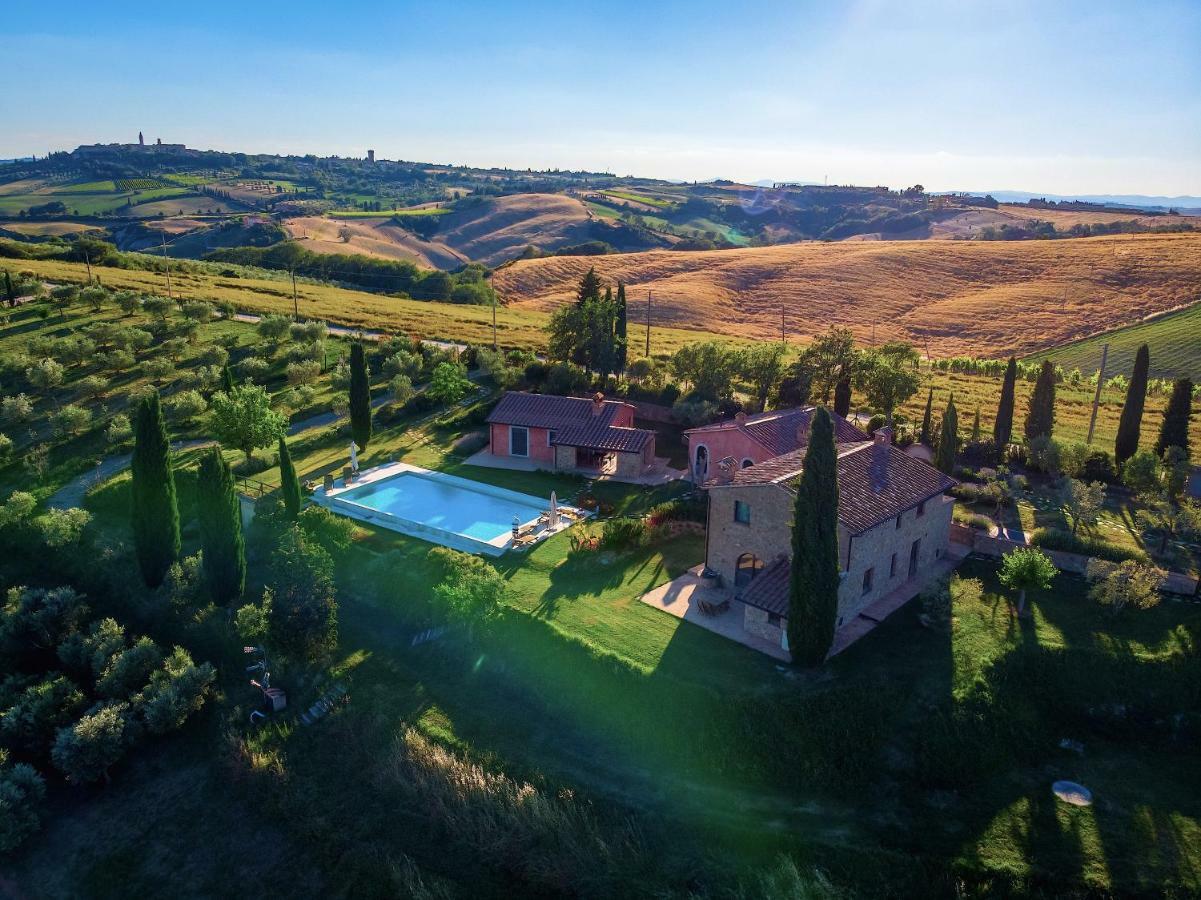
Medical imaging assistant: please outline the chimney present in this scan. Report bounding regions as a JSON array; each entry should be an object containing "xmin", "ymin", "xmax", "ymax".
[
  {"xmin": 591, "ymin": 392, "xmax": 605, "ymax": 416},
  {"xmin": 873, "ymin": 426, "xmax": 893, "ymax": 446},
  {"xmin": 734, "ymin": 411, "xmax": 747, "ymax": 424}
]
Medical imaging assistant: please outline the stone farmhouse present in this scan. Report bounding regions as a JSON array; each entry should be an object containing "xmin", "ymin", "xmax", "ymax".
[
  {"xmin": 485, "ymin": 392, "xmax": 658, "ymax": 478},
  {"xmin": 698, "ymin": 416, "xmax": 957, "ymax": 654}
]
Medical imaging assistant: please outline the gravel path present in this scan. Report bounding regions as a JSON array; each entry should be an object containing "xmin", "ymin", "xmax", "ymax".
[{"xmin": 46, "ymin": 439, "xmax": 215, "ymax": 510}]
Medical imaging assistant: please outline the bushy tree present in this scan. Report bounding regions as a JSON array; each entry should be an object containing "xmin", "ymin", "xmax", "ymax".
[
  {"xmin": 131, "ymin": 391, "xmax": 180, "ymax": 587},
  {"xmin": 1, "ymin": 586, "xmax": 90, "ymax": 656},
  {"xmin": 0, "ymin": 750, "xmax": 46, "ymax": 852},
  {"xmin": 738, "ymin": 343, "xmax": 788, "ymax": 412},
  {"xmin": 1154, "ymin": 377, "xmax": 1193, "ymax": 458},
  {"xmin": 57, "ymin": 617, "xmax": 126, "ymax": 678},
  {"xmin": 196, "ymin": 447, "xmax": 246, "ymax": 605},
  {"xmin": 1023, "ymin": 360, "xmax": 1056, "ymax": 442},
  {"xmin": 135, "ymin": 647, "xmax": 216, "ymax": 735},
  {"xmin": 256, "ymin": 314, "xmax": 291, "ymax": 344},
  {"xmin": 1122, "ymin": 448, "xmax": 1162, "ymax": 496},
  {"xmin": 998, "ymin": 547, "xmax": 1057, "ymax": 617},
  {"xmin": 209, "ymin": 383, "xmax": 286, "ymax": 461},
  {"xmin": 1086, "ymin": 559, "xmax": 1161, "ymax": 615},
  {"xmin": 348, "ymin": 342, "xmax": 372, "ymax": 450},
  {"xmin": 53, "ymin": 404, "xmax": 92, "ymax": 437},
  {"xmin": 787, "ymin": 407, "xmax": 840, "ymax": 664},
  {"xmin": 853, "ymin": 342, "xmax": 920, "ymax": 425},
  {"xmin": 1137, "ymin": 495, "xmax": 1201, "ymax": 554},
  {"xmin": 96, "ymin": 637, "xmax": 162, "ymax": 699},
  {"xmin": 432, "ymin": 550, "xmax": 505, "ymax": 641},
  {"xmin": 426, "ymin": 361, "xmax": 471, "ymax": 406},
  {"xmin": 36, "ymin": 507, "xmax": 92, "ymax": 548},
  {"xmin": 26, "ymin": 358, "xmax": 65, "ymax": 394},
  {"xmin": 0, "ymin": 674, "xmax": 86, "ymax": 754},
  {"xmin": 575, "ymin": 267, "xmax": 603, "ymax": 305},
  {"xmin": 1114, "ymin": 344, "xmax": 1150, "ymax": 467},
  {"xmin": 670, "ymin": 341, "xmax": 741, "ymax": 401},
  {"xmin": 51, "ymin": 701, "xmax": 132, "ymax": 784},
  {"xmin": 1061, "ymin": 478, "xmax": 1105, "ymax": 535},
  {"xmin": 267, "ymin": 526, "xmax": 337, "ymax": 662},
  {"xmin": 794, "ymin": 327, "xmax": 855, "ymax": 404}
]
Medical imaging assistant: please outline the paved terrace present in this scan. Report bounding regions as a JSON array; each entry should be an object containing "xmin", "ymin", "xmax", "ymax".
[{"xmin": 640, "ymin": 546, "xmax": 969, "ymax": 663}]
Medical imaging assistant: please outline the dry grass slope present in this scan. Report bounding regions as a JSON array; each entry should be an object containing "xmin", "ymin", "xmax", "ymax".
[{"xmin": 493, "ymin": 232, "xmax": 1201, "ymax": 359}]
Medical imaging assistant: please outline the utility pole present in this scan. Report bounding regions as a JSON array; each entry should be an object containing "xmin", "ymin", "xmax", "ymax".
[
  {"xmin": 780, "ymin": 303, "xmax": 785, "ymax": 344},
  {"xmin": 291, "ymin": 268, "xmax": 299, "ymax": 320},
  {"xmin": 83, "ymin": 250, "xmax": 92, "ymax": 283},
  {"xmin": 1086, "ymin": 343, "xmax": 1109, "ymax": 446},
  {"xmin": 160, "ymin": 231, "xmax": 172, "ymax": 300},
  {"xmin": 491, "ymin": 292, "xmax": 498, "ymax": 352},
  {"xmin": 644, "ymin": 290, "xmax": 652, "ymax": 358}
]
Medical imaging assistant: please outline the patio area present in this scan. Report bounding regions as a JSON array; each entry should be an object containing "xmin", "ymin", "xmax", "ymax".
[{"xmin": 638, "ymin": 565, "xmax": 790, "ymax": 661}]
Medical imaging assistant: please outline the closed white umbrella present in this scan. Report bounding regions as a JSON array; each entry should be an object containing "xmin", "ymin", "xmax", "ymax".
[
  {"xmin": 549, "ymin": 491, "xmax": 559, "ymax": 528},
  {"xmin": 350, "ymin": 441, "xmax": 360, "ymax": 473}
]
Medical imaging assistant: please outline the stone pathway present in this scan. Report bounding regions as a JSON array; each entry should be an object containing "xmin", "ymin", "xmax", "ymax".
[
  {"xmin": 299, "ymin": 682, "xmax": 348, "ymax": 726},
  {"xmin": 46, "ymin": 439, "xmax": 214, "ymax": 510}
]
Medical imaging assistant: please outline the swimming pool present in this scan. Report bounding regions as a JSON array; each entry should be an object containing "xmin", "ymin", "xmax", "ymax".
[{"xmin": 317, "ymin": 463, "xmax": 562, "ymax": 555}]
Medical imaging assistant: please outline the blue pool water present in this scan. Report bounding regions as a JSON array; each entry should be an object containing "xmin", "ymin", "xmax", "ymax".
[{"xmin": 337, "ymin": 472, "xmax": 547, "ymax": 542}]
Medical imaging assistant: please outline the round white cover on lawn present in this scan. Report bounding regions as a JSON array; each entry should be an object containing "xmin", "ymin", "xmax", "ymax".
[{"xmin": 1052, "ymin": 781, "xmax": 1093, "ymax": 806}]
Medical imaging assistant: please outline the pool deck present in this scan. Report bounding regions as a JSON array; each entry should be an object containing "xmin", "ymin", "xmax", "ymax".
[{"xmin": 315, "ymin": 461, "xmax": 586, "ymax": 556}]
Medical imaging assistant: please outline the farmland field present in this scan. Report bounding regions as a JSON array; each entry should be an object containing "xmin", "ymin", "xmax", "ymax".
[
  {"xmin": 1030, "ymin": 300, "xmax": 1201, "ymax": 380},
  {"xmin": 328, "ymin": 206, "xmax": 451, "ymax": 219},
  {"xmin": 494, "ymin": 231, "xmax": 1201, "ymax": 359}
]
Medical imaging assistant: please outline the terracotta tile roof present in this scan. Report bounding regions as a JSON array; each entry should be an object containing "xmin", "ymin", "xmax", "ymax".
[
  {"xmin": 487, "ymin": 391, "xmax": 653, "ymax": 453},
  {"xmin": 713, "ymin": 439, "xmax": 957, "ymax": 535},
  {"xmin": 684, "ymin": 407, "xmax": 868, "ymax": 457},
  {"xmin": 739, "ymin": 555, "xmax": 791, "ymax": 617}
]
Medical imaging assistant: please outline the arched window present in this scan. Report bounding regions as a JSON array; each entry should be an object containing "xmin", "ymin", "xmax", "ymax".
[
  {"xmin": 735, "ymin": 552, "xmax": 763, "ymax": 587},
  {"xmin": 740, "ymin": 458, "xmax": 754, "ymax": 468},
  {"xmin": 693, "ymin": 444, "xmax": 708, "ymax": 481}
]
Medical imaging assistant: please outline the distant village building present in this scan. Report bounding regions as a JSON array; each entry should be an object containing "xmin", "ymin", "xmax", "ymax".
[
  {"xmin": 73, "ymin": 134, "xmax": 190, "ymax": 157},
  {"xmin": 367, "ymin": 149, "xmax": 375, "ymax": 163}
]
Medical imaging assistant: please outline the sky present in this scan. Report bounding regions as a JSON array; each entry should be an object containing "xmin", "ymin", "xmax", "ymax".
[{"xmin": 4, "ymin": 0, "xmax": 1200, "ymax": 196}]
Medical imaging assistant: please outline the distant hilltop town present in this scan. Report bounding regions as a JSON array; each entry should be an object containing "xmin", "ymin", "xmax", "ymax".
[{"xmin": 73, "ymin": 131, "xmax": 192, "ymax": 157}]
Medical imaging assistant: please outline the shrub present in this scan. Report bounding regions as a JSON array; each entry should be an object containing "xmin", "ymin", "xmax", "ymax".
[
  {"xmin": 646, "ymin": 497, "xmax": 706, "ymax": 525},
  {"xmin": 0, "ymin": 750, "xmax": 46, "ymax": 852},
  {"xmin": 143, "ymin": 358, "xmax": 176, "ymax": 384},
  {"xmin": 106, "ymin": 414, "xmax": 132, "ymax": 445},
  {"xmin": 51, "ymin": 701, "xmax": 133, "ymax": 784},
  {"xmin": 0, "ymin": 433, "xmax": 11, "ymax": 460},
  {"xmin": 199, "ymin": 344, "xmax": 229, "ymax": 368},
  {"xmin": 53, "ymin": 404, "xmax": 92, "ymax": 438},
  {"xmin": 544, "ymin": 362, "xmax": 589, "ymax": 396},
  {"xmin": 1029, "ymin": 527, "xmax": 1149, "ymax": 563},
  {"xmin": 601, "ymin": 517, "xmax": 646, "ymax": 550},
  {"xmin": 389, "ymin": 374, "xmax": 414, "ymax": 405},
  {"xmin": 1086, "ymin": 558, "xmax": 1162, "ymax": 614},
  {"xmin": 168, "ymin": 389, "xmax": 208, "ymax": 422},
  {"xmin": 286, "ymin": 359, "xmax": 322, "ymax": 386},
  {"xmin": 237, "ymin": 356, "xmax": 270, "ymax": 380},
  {"xmin": 1081, "ymin": 450, "xmax": 1117, "ymax": 483},
  {"xmin": 1, "ymin": 394, "xmax": 33, "ymax": 423},
  {"xmin": 35, "ymin": 507, "xmax": 92, "ymax": 548},
  {"xmin": 672, "ymin": 397, "xmax": 719, "ymax": 427}
]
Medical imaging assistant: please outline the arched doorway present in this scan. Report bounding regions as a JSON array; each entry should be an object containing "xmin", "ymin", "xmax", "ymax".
[
  {"xmin": 735, "ymin": 552, "xmax": 763, "ymax": 587},
  {"xmin": 693, "ymin": 444, "xmax": 708, "ymax": 482}
]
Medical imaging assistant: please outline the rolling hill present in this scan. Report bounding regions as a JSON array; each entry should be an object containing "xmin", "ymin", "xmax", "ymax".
[{"xmin": 493, "ymin": 231, "xmax": 1201, "ymax": 361}]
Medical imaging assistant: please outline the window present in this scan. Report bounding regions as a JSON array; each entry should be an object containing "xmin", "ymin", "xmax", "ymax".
[
  {"xmin": 510, "ymin": 426, "xmax": 528, "ymax": 457},
  {"xmin": 741, "ymin": 458, "xmax": 755, "ymax": 469},
  {"xmin": 733, "ymin": 500, "xmax": 751, "ymax": 524},
  {"xmin": 862, "ymin": 567, "xmax": 874, "ymax": 595},
  {"xmin": 767, "ymin": 612, "xmax": 781, "ymax": 626},
  {"xmin": 917, "ymin": 500, "xmax": 926, "ymax": 517},
  {"xmin": 547, "ymin": 429, "xmax": 556, "ymax": 447},
  {"xmin": 735, "ymin": 553, "xmax": 763, "ymax": 587},
  {"xmin": 889, "ymin": 553, "xmax": 897, "ymax": 578},
  {"xmin": 895, "ymin": 514, "xmax": 902, "ymax": 529}
]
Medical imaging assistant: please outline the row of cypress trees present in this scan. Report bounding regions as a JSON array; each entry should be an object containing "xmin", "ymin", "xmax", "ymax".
[{"xmin": 130, "ymin": 389, "xmax": 303, "ymax": 602}]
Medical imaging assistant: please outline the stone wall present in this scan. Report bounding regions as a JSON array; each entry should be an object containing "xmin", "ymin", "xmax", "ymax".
[
  {"xmin": 743, "ymin": 604, "xmax": 785, "ymax": 645},
  {"xmin": 706, "ymin": 483, "xmax": 796, "ymax": 585},
  {"xmin": 554, "ymin": 444, "xmax": 577, "ymax": 471}
]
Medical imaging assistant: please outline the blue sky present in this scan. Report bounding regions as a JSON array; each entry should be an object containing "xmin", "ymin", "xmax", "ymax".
[{"xmin": 4, "ymin": 0, "xmax": 1199, "ymax": 195}]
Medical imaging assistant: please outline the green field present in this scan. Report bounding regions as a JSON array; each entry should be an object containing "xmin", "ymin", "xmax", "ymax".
[
  {"xmin": 1030, "ymin": 300, "xmax": 1201, "ymax": 380},
  {"xmin": 0, "ymin": 179, "xmax": 190, "ymax": 217},
  {"xmin": 603, "ymin": 189, "xmax": 676, "ymax": 209}
]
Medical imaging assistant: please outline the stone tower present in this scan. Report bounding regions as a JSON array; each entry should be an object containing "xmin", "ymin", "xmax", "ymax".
[
  {"xmin": 367, "ymin": 149, "xmax": 375, "ymax": 163},
  {"xmin": 138, "ymin": 131, "xmax": 144, "ymax": 146}
]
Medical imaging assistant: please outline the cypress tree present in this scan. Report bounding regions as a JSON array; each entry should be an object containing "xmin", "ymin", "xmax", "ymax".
[
  {"xmin": 130, "ymin": 391, "xmax": 180, "ymax": 588},
  {"xmin": 935, "ymin": 394, "xmax": 959, "ymax": 474},
  {"xmin": 994, "ymin": 356, "xmax": 1017, "ymax": 446},
  {"xmin": 1155, "ymin": 377, "xmax": 1194, "ymax": 458},
  {"xmin": 196, "ymin": 446, "xmax": 245, "ymax": 605},
  {"xmin": 971, "ymin": 408, "xmax": 981, "ymax": 442},
  {"xmin": 787, "ymin": 407, "xmax": 840, "ymax": 665},
  {"xmin": 1023, "ymin": 360, "xmax": 1056, "ymax": 442},
  {"xmin": 615, "ymin": 282, "xmax": 628, "ymax": 376},
  {"xmin": 348, "ymin": 342, "xmax": 372, "ymax": 451},
  {"xmin": 4, "ymin": 271, "xmax": 13, "ymax": 303},
  {"xmin": 833, "ymin": 375, "xmax": 851, "ymax": 417},
  {"xmin": 919, "ymin": 388, "xmax": 934, "ymax": 445},
  {"xmin": 279, "ymin": 436, "xmax": 301, "ymax": 520},
  {"xmin": 1114, "ymin": 343, "xmax": 1150, "ymax": 467},
  {"xmin": 220, "ymin": 362, "xmax": 235, "ymax": 394}
]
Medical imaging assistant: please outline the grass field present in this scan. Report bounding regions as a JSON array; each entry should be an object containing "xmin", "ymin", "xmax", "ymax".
[
  {"xmin": 494, "ymin": 231, "xmax": 1201, "ymax": 360},
  {"xmin": 0, "ymin": 180, "xmax": 191, "ymax": 217},
  {"xmin": 1031, "ymin": 300, "xmax": 1201, "ymax": 380},
  {"xmin": 603, "ymin": 189, "xmax": 676, "ymax": 209},
  {"xmin": 328, "ymin": 207, "xmax": 452, "ymax": 219}
]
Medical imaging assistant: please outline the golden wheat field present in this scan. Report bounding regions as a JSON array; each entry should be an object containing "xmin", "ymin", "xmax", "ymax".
[{"xmin": 493, "ymin": 232, "xmax": 1201, "ymax": 358}]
